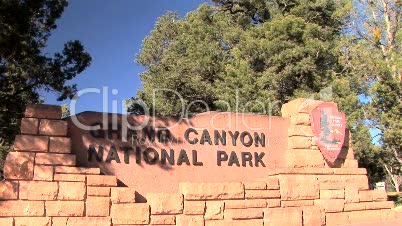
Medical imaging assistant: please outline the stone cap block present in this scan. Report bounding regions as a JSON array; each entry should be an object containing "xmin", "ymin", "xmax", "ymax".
[
  {"xmin": 25, "ymin": 104, "xmax": 62, "ymax": 119},
  {"xmin": 179, "ymin": 182, "xmax": 244, "ymax": 200}
]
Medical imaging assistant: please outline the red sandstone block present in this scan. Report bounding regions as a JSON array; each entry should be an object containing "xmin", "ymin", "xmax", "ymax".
[
  {"xmin": 86, "ymin": 196, "xmax": 110, "ymax": 217},
  {"xmin": 20, "ymin": 118, "xmax": 39, "ymax": 134},
  {"xmin": 150, "ymin": 215, "xmax": 176, "ymax": 225},
  {"xmin": 365, "ymin": 201, "xmax": 394, "ymax": 210},
  {"xmin": 66, "ymin": 217, "xmax": 111, "ymax": 226},
  {"xmin": 372, "ymin": 190, "xmax": 388, "ymax": 201},
  {"xmin": 25, "ymin": 104, "xmax": 62, "ymax": 119},
  {"xmin": 3, "ymin": 152, "xmax": 36, "ymax": 181},
  {"xmin": 288, "ymin": 125, "xmax": 314, "ymax": 137},
  {"xmin": 14, "ymin": 135, "xmax": 48, "ymax": 152},
  {"xmin": 345, "ymin": 186, "xmax": 360, "ymax": 203},
  {"xmin": 58, "ymin": 182, "xmax": 86, "ymax": 200},
  {"xmin": 245, "ymin": 190, "xmax": 280, "ymax": 199},
  {"xmin": 184, "ymin": 201, "xmax": 206, "ymax": 215},
  {"xmin": 320, "ymin": 189, "xmax": 345, "ymax": 199},
  {"xmin": 266, "ymin": 199, "xmax": 281, "ymax": 208},
  {"xmin": 265, "ymin": 177, "xmax": 280, "ymax": 190},
  {"xmin": 225, "ymin": 199, "xmax": 266, "ymax": 209},
  {"xmin": 326, "ymin": 212, "xmax": 350, "ymax": 226},
  {"xmin": 54, "ymin": 166, "xmax": 100, "ymax": 175},
  {"xmin": 87, "ymin": 175, "xmax": 117, "ymax": 187},
  {"xmin": 359, "ymin": 190, "xmax": 373, "ymax": 202},
  {"xmin": 35, "ymin": 153, "xmax": 76, "ymax": 166},
  {"xmin": 288, "ymin": 149, "xmax": 325, "ymax": 168},
  {"xmin": 205, "ymin": 219, "xmax": 263, "ymax": 226},
  {"xmin": 0, "ymin": 181, "xmax": 19, "ymax": 200},
  {"xmin": 45, "ymin": 201, "xmax": 84, "ymax": 216},
  {"xmin": 14, "ymin": 217, "xmax": 51, "ymax": 226},
  {"xmin": 0, "ymin": 218, "xmax": 13, "ymax": 226},
  {"xmin": 111, "ymin": 187, "xmax": 136, "ymax": 203},
  {"xmin": 288, "ymin": 136, "xmax": 313, "ymax": 149},
  {"xmin": 381, "ymin": 209, "xmax": 396, "ymax": 221},
  {"xmin": 53, "ymin": 174, "xmax": 85, "ymax": 182},
  {"xmin": 344, "ymin": 202, "xmax": 366, "ymax": 211},
  {"xmin": 87, "ymin": 187, "xmax": 111, "ymax": 197},
  {"xmin": 39, "ymin": 119, "xmax": 67, "ymax": 136},
  {"xmin": 317, "ymin": 175, "xmax": 345, "ymax": 190},
  {"xmin": 343, "ymin": 175, "xmax": 369, "ymax": 189},
  {"xmin": 176, "ymin": 215, "xmax": 204, "ymax": 226},
  {"xmin": 179, "ymin": 182, "xmax": 244, "ymax": 200},
  {"xmin": 111, "ymin": 203, "xmax": 149, "ymax": 224},
  {"xmin": 314, "ymin": 199, "xmax": 344, "ymax": 213},
  {"xmin": 205, "ymin": 201, "xmax": 224, "ymax": 220},
  {"xmin": 264, "ymin": 207, "xmax": 302, "ymax": 226},
  {"xmin": 19, "ymin": 181, "xmax": 58, "ymax": 200},
  {"xmin": 343, "ymin": 159, "xmax": 358, "ymax": 168},
  {"xmin": 279, "ymin": 175, "xmax": 319, "ymax": 200},
  {"xmin": 281, "ymin": 200, "xmax": 314, "ymax": 207},
  {"xmin": 290, "ymin": 113, "xmax": 311, "ymax": 125},
  {"xmin": 224, "ymin": 209, "xmax": 263, "ymax": 220},
  {"xmin": 0, "ymin": 201, "xmax": 44, "ymax": 216},
  {"xmin": 147, "ymin": 193, "xmax": 183, "ymax": 214},
  {"xmin": 302, "ymin": 206, "xmax": 325, "ymax": 226},
  {"xmin": 244, "ymin": 182, "xmax": 266, "ymax": 190},
  {"xmin": 49, "ymin": 137, "xmax": 71, "ymax": 153},
  {"xmin": 34, "ymin": 165, "xmax": 54, "ymax": 181},
  {"xmin": 348, "ymin": 209, "xmax": 382, "ymax": 225},
  {"xmin": 51, "ymin": 217, "xmax": 68, "ymax": 226}
]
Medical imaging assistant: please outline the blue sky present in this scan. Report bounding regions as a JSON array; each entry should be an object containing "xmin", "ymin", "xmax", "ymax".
[{"xmin": 43, "ymin": 0, "xmax": 208, "ymax": 113}]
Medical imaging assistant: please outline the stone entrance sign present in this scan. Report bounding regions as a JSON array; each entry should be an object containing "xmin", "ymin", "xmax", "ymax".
[{"xmin": 0, "ymin": 98, "xmax": 395, "ymax": 226}]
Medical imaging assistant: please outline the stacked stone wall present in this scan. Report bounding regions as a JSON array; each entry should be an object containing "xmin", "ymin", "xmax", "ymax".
[{"xmin": 0, "ymin": 102, "xmax": 395, "ymax": 226}]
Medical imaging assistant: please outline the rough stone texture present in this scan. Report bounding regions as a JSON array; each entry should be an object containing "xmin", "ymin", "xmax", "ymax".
[
  {"xmin": 66, "ymin": 217, "xmax": 111, "ymax": 226},
  {"xmin": 54, "ymin": 166, "xmax": 100, "ymax": 175},
  {"xmin": 20, "ymin": 118, "xmax": 39, "ymax": 135},
  {"xmin": 25, "ymin": 104, "xmax": 62, "ymax": 119},
  {"xmin": 225, "ymin": 199, "xmax": 266, "ymax": 209},
  {"xmin": 49, "ymin": 137, "xmax": 71, "ymax": 153},
  {"xmin": 179, "ymin": 182, "xmax": 244, "ymax": 200},
  {"xmin": 19, "ymin": 181, "xmax": 58, "ymax": 200},
  {"xmin": 205, "ymin": 219, "xmax": 264, "ymax": 226},
  {"xmin": 302, "ymin": 206, "xmax": 325, "ymax": 226},
  {"xmin": 314, "ymin": 199, "xmax": 344, "ymax": 213},
  {"xmin": 279, "ymin": 175, "xmax": 319, "ymax": 200},
  {"xmin": 35, "ymin": 153, "xmax": 76, "ymax": 166},
  {"xmin": 204, "ymin": 201, "xmax": 224, "ymax": 220},
  {"xmin": 245, "ymin": 190, "xmax": 281, "ymax": 199},
  {"xmin": 45, "ymin": 201, "xmax": 84, "ymax": 217},
  {"xmin": 150, "ymin": 215, "xmax": 176, "ymax": 225},
  {"xmin": 0, "ymin": 218, "xmax": 13, "ymax": 226},
  {"xmin": 39, "ymin": 119, "xmax": 67, "ymax": 136},
  {"xmin": 281, "ymin": 200, "xmax": 314, "ymax": 207},
  {"xmin": 147, "ymin": 193, "xmax": 183, "ymax": 214},
  {"xmin": 0, "ymin": 201, "xmax": 44, "ymax": 216},
  {"xmin": 320, "ymin": 189, "xmax": 345, "ymax": 199},
  {"xmin": 53, "ymin": 174, "xmax": 85, "ymax": 182},
  {"xmin": 87, "ymin": 187, "xmax": 111, "ymax": 197},
  {"xmin": 86, "ymin": 196, "xmax": 110, "ymax": 217},
  {"xmin": 265, "ymin": 177, "xmax": 280, "ymax": 190},
  {"xmin": 264, "ymin": 207, "xmax": 302, "ymax": 226},
  {"xmin": 184, "ymin": 201, "xmax": 206, "ymax": 215},
  {"xmin": 87, "ymin": 175, "xmax": 117, "ymax": 187},
  {"xmin": 266, "ymin": 199, "xmax": 281, "ymax": 208},
  {"xmin": 244, "ymin": 182, "xmax": 266, "ymax": 190},
  {"xmin": 176, "ymin": 215, "xmax": 204, "ymax": 226},
  {"xmin": 0, "ymin": 181, "xmax": 19, "ymax": 200},
  {"xmin": 33, "ymin": 165, "xmax": 54, "ymax": 181},
  {"xmin": 224, "ymin": 209, "xmax": 263, "ymax": 219},
  {"xmin": 372, "ymin": 190, "xmax": 388, "ymax": 201},
  {"xmin": 57, "ymin": 182, "xmax": 86, "ymax": 200},
  {"xmin": 14, "ymin": 217, "xmax": 51, "ymax": 226},
  {"xmin": 359, "ymin": 190, "xmax": 373, "ymax": 202},
  {"xmin": 110, "ymin": 187, "xmax": 136, "ymax": 203},
  {"xmin": 14, "ymin": 135, "xmax": 48, "ymax": 152},
  {"xmin": 111, "ymin": 203, "xmax": 149, "ymax": 224}
]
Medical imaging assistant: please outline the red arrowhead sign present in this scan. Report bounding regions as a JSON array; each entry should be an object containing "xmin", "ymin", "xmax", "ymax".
[{"xmin": 311, "ymin": 103, "xmax": 346, "ymax": 166}]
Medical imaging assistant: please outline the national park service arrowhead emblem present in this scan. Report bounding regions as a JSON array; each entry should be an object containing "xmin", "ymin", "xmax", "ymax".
[{"xmin": 311, "ymin": 103, "xmax": 346, "ymax": 166}]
